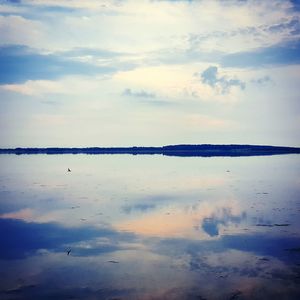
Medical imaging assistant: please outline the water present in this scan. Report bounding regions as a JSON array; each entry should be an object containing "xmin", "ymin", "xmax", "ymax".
[{"xmin": 0, "ymin": 154, "xmax": 299, "ymax": 300}]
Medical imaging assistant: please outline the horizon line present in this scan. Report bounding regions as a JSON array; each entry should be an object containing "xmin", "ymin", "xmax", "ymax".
[
  {"xmin": 1, "ymin": 144, "xmax": 300, "ymax": 158},
  {"xmin": 1, "ymin": 143, "xmax": 300, "ymax": 149}
]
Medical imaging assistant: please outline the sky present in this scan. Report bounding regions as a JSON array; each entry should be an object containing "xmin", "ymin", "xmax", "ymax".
[{"xmin": 0, "ymin": 0, "xmax": 300, "ymax": 147}]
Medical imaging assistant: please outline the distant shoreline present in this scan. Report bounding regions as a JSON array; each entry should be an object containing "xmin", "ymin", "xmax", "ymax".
[{"xmin": 0, "ymin": 144, "xmax": 300, "ymax": 157}]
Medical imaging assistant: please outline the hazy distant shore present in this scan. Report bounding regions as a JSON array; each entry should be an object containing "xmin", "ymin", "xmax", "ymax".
[{"xmin": 0, "ymin": 145, "xmax": 300, "ymax": 157}]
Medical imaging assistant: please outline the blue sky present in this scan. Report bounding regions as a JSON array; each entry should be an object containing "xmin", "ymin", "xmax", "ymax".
[{"xmin": 0, "ymin": 0, "xmax": 299, "ymax": 147}]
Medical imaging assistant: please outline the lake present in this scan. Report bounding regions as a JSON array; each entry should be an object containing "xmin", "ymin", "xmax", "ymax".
[{"xmin": 0, "ymin": 154, "xmax": 299, "ymax": 300}]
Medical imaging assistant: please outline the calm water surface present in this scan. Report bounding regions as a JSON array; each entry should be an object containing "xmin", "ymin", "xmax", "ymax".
[{"xmin": 0, "ymin": 154, "xmax": 299, "ymax": 300}]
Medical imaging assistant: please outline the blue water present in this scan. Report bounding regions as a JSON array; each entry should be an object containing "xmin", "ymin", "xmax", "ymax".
[{"xmin": 0, "ymin": 154, "xmax": 299, "ymax": 299}]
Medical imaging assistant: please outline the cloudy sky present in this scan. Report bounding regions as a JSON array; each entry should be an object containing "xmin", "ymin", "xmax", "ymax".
[{"xmin": 0, "ymin": 0, "xmax": 300, "ymax": 147}]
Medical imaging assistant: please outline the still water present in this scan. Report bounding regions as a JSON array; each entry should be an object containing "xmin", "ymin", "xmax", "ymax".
[{"xmin": 0, "ymin": 154, "xmax": 299, "ymax": 300}]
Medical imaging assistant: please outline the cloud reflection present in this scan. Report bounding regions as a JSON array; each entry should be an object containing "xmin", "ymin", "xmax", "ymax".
[
  {"xmin": 117, "ymin": 199, "xmax": 245, "ymax": 239},
  {"xmin": 0, "ymin": 218, "xmax": 136, "ymax": 259},
  {"xmin": 0, "ymin": 285, "xmax": 134, "ymax": 300},
  {"xmin": 201, "ymin": 208, "xmax": 246, "ymax": 237},
  {"xmin": 121, "ymin": 203, "xmax": 156, "ymax": 214}
]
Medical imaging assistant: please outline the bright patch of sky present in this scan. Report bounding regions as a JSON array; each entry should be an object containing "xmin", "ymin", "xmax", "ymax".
[{"xmin": 0, "ymin": 0, "xmax": 299, "ymax": 147}]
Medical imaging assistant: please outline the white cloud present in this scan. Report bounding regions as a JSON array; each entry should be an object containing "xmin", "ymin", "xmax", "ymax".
[
  {"xmin": 185, "ymin": 114, "xmax": 236, "ymax": 130},
  {"xmin": 0, "ymin": 208, "xmax": 35, "ymax": 221},
  {"xmin": 0, "ymin": 3, "xmax": 26, "ymax": 14},
  {"xmin": 0, "ymin": 0, "xmax": 299, "ymax": 147},
  {"xmin": 0, "ymin": 76, "xmax": 109, "ymax": 96},
  {"xmin": 22, "ymin": 0, "xmax": 119, "ymax": 10},
  {"xmin": 33, "ymin": 114, "xmax": 68, "ymax": 126},
  {"xmin": 117, "ymin": 197, "xmax": 242, "ymax": 239},
  {"xmin": 0, "ymin": 0, "xmax": 297, "ymax": 59},
  {"xmin": 0, "ymin": 15, "xmax": 44, "ymax": 46},
  {"xmin": 115, "ymin": 64, "xmax": 246, "ymax": 103}
]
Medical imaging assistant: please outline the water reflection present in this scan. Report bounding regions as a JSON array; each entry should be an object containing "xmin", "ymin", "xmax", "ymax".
[
  {"xmin": 0, "ymin": 154, "xmax": 299, "ymax": 299},
  {"xmin": 122, "ymin": 203, "xmax": 157, "ymax": 214},
  {"xmin": 0, "ymin": 218, "xmax": 136, "ymax": 260},
  {"xmin": 201, "ymin": 208, "xmax": 247, "ymax": 237}
]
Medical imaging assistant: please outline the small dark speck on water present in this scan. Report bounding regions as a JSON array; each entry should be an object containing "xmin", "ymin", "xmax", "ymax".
[
  {"xmin": 108, "ymin": 260, "xmax": 119, "ymax": 264},
  {"xmin": 256, "ymin": 192, "xmax": 269, "ymax": 195},
  {"xmin": 228, "ymin": 290, "xmax": 242, "ymax": 300},
  {"xmin": 71, "ymin": 206, "xmax": 80, "ymax": 209},
  {"xmin": 258, "ymin": 257, "xmax": 270, "ymax": 262}
]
